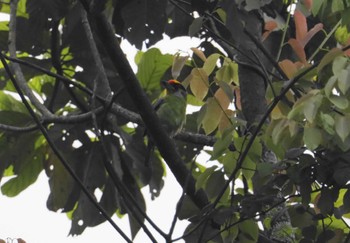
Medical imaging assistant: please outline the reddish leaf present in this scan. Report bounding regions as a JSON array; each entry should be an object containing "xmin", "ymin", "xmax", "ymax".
[
  {"xmin": 344, "ymin": 39, "xmax": 350, "ymax": 56},
  {"xmin": 234, "ymin": 87, "xmax": 241, "ymax": 110},
  {"xmin": 301, "ymin": 23, "xmax": 323, "ymax": 47},
  {"xmin": 262, "ymin": 21, "xmax": 278, "ymax": 41},
  {"xmin": 214, "ymin": 87, "xmax": 231, "ymax": 110},
  {"xmin": 191, "ymin": 47, "xmax": 206, "ymax": 61},
  {"xmin": 219, "ymin": 109, "xmax": 235, "ymax": 132},
  {"xmin": 294, "ymin": 10, "xmax": 307, "ymax": 43},
  {"xmin": 279, "ymin": 59, "xmax": 299, "ymax": 79},
  {"xmin": 288, "ymin": 39, "xmax": 307, "ymax": 63}
]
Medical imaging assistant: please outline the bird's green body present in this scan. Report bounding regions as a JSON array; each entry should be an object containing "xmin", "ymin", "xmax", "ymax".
[
  {"xmin": 144, "ymin": 80, "xmax": 187, "ymax": 167},
  {"xmin": 156, "ymin": 92, "xmax": 187, "ymax": 136}
]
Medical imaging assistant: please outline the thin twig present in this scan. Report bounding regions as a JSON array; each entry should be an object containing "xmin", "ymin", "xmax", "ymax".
[
  {"xmin": 0, "ymin": 123, "xmax": 37, "ymax": 132},
  {"xmin": 167, "ymin": 161, "xmax": 197, "ymax": 241},
  {"xmin": 80, "ymin": 6, "xmax": 112, "ymax": 99},
  {"xmin": 308, "ymin": 19, "xmax": 341, "ymax": 62}
]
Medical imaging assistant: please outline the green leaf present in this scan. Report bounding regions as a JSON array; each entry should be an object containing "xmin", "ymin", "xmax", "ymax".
[
  {"xmin": 238, "ymin": 219, "xmax": 259, "ymax": 242},
  {"xmin": 271, "ymin": 119, "xmax": 289, "ymax": 145},
  {"xmin": 136, "ymin": 48, "xmax": 173, "ymax": 91},
  {"xmin": 189, "ymin": 17, "xmax": 204, "ymax": 37},
  {"xmin": 221, "ymin": 151, "xmax": 238, "ymax": 176},
  {"xmin": 201, "ymin": 98, "xmax": 222, "ymax": 134},
  {"xmin": 303, "ymin": 126, "xmax": 322, "ymax": 150},
  {"xmin": 320, "ymin": 112, "xmax": 335, "ymax": 135},
  {"xmin": 186, "ymin": 94, "xmax": 205, "ymax": 106},
  {"xmin": 196, "ymin": 166, "xmax": 217, "ymax": 191},
  {"xmin": 332, "ymin": 56, "xmax": 348, "ymax": 75},
  {"xmin": 303, "ymin": 94, "xmax": 323, "ymax": 123},
  {"xmin": 0, "ymin": 91, "xmax": 28, "ymax": 114},
  {"xmin": 328, "ymin": 95, "xmax": 349, "ymax": 110},
  {"xmin": 205, "ymin": 170, "xmax": 227, "ymax": 201},
  {"xmin": 187, "ymin": 68, "xmax": 209, "ymax": 101},
  {"xmin": 335, "ymin": 115, "xmax": 350, "ymax": 142},
  {"xmin": 317, "ymin": 48, "xmax": 343, "ymax": 73},
  {"xmin": 242, "ymin": 156, "xmax": 256, "ymax": 181},
  {"xmin": 335, "ymin": 25, "xmax": 350, "ymax": 45},
  {"xmin": 341, "ymin": 7, "xmax": 350, "ymax": 26},
  {"xmin": 221, "ymin": 223, "xmax": 238, "ymax": 242},
  {"xmin": 337, "ymin": 67, "xmax": 350, "ymax": 94},
  {"xmin": 203, "ymin": 53, "xmax": 221, "ymax": 76},
  {"xmin": 324, "ymin": 76, "xmax": 337, "ymax": 98},
  {"xmin": 217, "ymin": 80, "xmax": 234, "ymax": 102},
  {"xmin": 177, "ymin": 195, "xmax": 201, "ymax": 220},
  {"xmin": 215, "ymin": 58, "xmax": 237, "ymax": 84},
  {"xmin": 211, "ymin": 127, "xmax": 234, "ymax": 160},
  {"xmin": 256, "ymin": 163, "xmax": 273, "ymax": 177},
  {"xmin": 1, "ymin": 135, "xmax": 43, "ymax": 197},
  {"xmin": 332, "ymin": 0, "xmax": 344, "ymax": 12},
  {"xmin": 288, "ymin": 91, "xmax": 320, "ymax": 121},
  {"xmin": 172, "ymin": 53, "xmax": 189, "ymax": 79},
  {"xmin": 46, "ymin": 151, "xmax": 75, "ymax": 211}
]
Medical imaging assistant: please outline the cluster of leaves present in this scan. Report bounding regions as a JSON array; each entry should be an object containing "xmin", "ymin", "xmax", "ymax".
[{"xmin": 2, "ymin": 0, "xmax": 350, "ymax": 242}]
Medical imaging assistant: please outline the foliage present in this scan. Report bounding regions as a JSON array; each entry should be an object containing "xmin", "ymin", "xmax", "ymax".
[{"xmin": 1, "ymin": 0, "xmax": 350, "ymax": 242}]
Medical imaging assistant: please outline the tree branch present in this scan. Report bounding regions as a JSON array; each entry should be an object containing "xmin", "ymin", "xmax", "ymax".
[
  {"xmin": 1, "ymin": 3, "xmax": 131, "ymax": 240},
  {"xmin": 80, "ymin": 6, "xmax": 112, "ymax": 99},
  {"xmin": 8, "ymin": 0, "xmax": 53, "ymax": 118},
  {"xmin": 89, "ymin": 9, "xmax": 209, "ymax": 209},
  {"xmin": 2, "ymin": 54, "xmax": 235, "ymax": 151}
]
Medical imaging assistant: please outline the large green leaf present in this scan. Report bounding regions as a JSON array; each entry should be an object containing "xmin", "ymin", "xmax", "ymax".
[
  {"xmin": 0, "ymin": 91, "xmax": 28, "ymax": 114},
  {"xmin": 303, "ymin": 126, "xmax": 322, "ymax": 150},
  {"xmin": 238, "ymin": 219, "xmax": 259, "ymax": 242},
  {"xmin": 336, "ymin": 67, "xmax": 350, "ymax": 94},
  {"xmin": 136, "ymin": 48, "xmax": 173, "ymax": 92},
  {"xmin": 211, "ymin": 126, "xmax": 234, "ymax": 160},
  {"xmin": 335, "ymin": 114, "xmax": 350, "ymax": 142},
  {"xmin": 205, "ymin": 170, "xmax": 227, "ymax": 201},
  {"xmin": 203, "ymin": 53, "xmax": 221, "ymax": 75},
  {"xmin": 188, "ymin": 68, "xmax": 209, "ymax": 101},
  {"xmin": 201, "ymin": 97, "xmax": 222, "ymax": 134},
  {"xmin": 1, "ymin": 133, "xmax": 43, "ymax": 197}
]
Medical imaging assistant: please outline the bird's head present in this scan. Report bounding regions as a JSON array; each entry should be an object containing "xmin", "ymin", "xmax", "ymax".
[{"xmin": 161, "ymin": 79, "xmax": 187, "ymax": 98}]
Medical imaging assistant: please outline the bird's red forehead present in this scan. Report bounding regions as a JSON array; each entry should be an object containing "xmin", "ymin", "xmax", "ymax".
[{"xmin": 168, "ymin": 79, "xmax": 180, "ymax": 85}]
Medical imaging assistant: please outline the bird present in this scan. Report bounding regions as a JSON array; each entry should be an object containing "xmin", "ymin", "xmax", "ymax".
[
  {"xmin": 144, "ymin": 79, "xmax": 187, "ymax": 167},
  {"xmin": 154, "ymin": 79, "xmax": 187, "ymax": 136}
]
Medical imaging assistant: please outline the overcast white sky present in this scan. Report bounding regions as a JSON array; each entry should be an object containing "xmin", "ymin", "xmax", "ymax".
[{"xmin": 0, "ymin": 37, "xmax": 202, "ymax": 243}]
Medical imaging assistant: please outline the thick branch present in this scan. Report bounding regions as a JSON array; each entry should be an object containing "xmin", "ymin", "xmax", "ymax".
[
  {"xmin": 8, "ymin": 0, "xmax": 53, "ymax": 118},
  {"xmin": 90, "ymin": 11, "xmax": 209, "ymax": 209}
]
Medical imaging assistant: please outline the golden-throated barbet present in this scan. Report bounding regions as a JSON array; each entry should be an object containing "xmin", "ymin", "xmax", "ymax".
[
  {"xmin": 154, "ymin": 79, "xmax": 187, "ymax": 137},
  {"xmin": 144, "ymin": 79, "xmax": 187, "ymax": 168}
]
